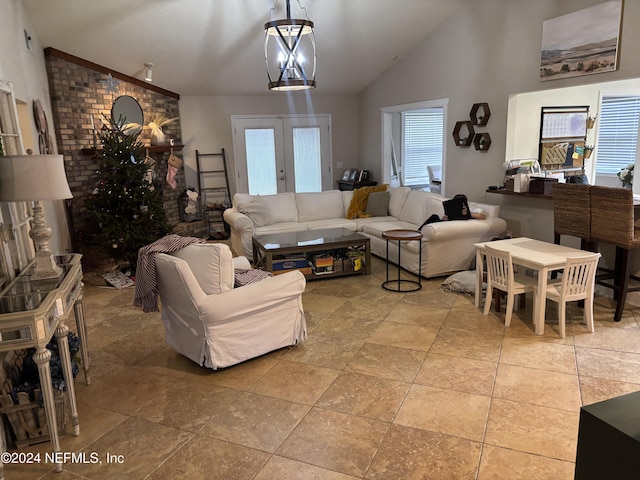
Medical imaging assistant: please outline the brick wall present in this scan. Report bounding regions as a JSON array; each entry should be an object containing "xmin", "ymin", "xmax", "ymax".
[{"xmin": 44, "ymin": 50, "xmax": 186, "ymax": 255}]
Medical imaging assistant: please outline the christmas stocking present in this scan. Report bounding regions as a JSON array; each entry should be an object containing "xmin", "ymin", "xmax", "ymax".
[
  {"xmin": 166, "ymin": 152, "xmax": 183, "ymax": 189},
  {"xmin": 166, "ymin": 164, "xmax": 178, "ymax": 189}
]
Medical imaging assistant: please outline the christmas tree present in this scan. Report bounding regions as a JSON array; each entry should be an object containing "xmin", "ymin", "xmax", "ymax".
[{"xmin": 88, "ymin": 117, "xmax": 170, "ymax": 271}]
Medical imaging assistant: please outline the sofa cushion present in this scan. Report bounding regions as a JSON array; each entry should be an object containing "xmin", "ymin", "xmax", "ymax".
[
  {"xmin": 341, "ymin": 190, "xmax": 354, "ymax": 217},
  {"xmin": 237, "ymin": 196, "xmax": 273, "ymax": 227},
  {"xmin": 261, "ymin": 192, "xmax": 298, "ymax": 223},
  {"xmin": 172, "ymin": 243, "xmax": 234, "ymax": 295},
  {"xmin": 346, "ymin": 184, "xmax": 388, "ymax": 219},
  {"xmin": 388, "ymin": 187, "xmax": 411, "ymax": 217},
  {"xmin": 365, "ymin": 191, "xmax": 390, "ymax": 216},
  {"xmin": 398, "ymin": 190, "xmax": 434, "ymax": 225},
  {"xmin": 296, "ymin": 190, "xmax": 345, "ymax": 222}
]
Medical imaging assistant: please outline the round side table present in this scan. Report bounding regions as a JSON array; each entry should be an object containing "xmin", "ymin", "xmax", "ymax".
[{"xmin": 381, "ymin": 229, "xmax": 423, "ymax": 292}]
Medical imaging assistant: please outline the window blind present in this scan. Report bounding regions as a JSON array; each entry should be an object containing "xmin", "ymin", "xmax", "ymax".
[
  {"xmin": 596, "ymin": 96, "xmax": 640, "ymax": 174},
  {"xmin": 402, "ymin": 109, "xmax": 444, "ymax": 186}
]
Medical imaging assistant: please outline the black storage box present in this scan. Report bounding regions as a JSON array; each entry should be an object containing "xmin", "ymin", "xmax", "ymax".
[{"xmin": 528, "ymin": 176, "xmax": 558, "ymax": 194}]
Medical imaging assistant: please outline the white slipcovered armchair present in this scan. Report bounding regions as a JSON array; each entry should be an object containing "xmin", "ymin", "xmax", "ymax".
[{"xmin": 155, "ymin": 243, "xmax": 306, "ymax": 369}]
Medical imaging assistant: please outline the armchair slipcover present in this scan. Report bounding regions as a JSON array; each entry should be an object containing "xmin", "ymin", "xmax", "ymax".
[{"xmin": 155, "ymin": 243, "xmax": 306, "ymax": 369}]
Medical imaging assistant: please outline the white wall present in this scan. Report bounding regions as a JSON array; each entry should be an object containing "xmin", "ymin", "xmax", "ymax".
[
  {"xmin": 0, "ymin": 0, "xmax": 71, "ymax": 255},
  {"xmin": 358, "ymin": 0, "xmax": 640, "ymax": 205},
  {"xmin": 179, "ymin": 94, "xmax": 358, "ymax": 195}
]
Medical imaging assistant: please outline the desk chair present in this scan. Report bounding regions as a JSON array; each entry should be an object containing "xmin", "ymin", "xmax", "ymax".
[
  {"xmin": 542, "ymin": 253, "xmax": 601, "ymax": 338},
  {"xmin": 483, "ymin": 245, "xmax": 537, "ymax": 327},
  {"xmin": 590, "ymin": 186, "xmax": 640, "ymax": 322}
]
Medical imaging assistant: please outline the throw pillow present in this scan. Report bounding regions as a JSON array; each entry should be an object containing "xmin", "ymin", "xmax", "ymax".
[
  {"xmin": 237, "ymin": 197, "xmax": 273, "ymax": 227},
  {"xmin": 365, "ymin": 191, "xmax": 390, "ymax": 216},
  {"xmin": 346, "ymin": 184, "xmax": 388, "ymax": 219},
  {"xmin": 441, "ymin": 270, "xmax": 483, "ymax": 294}
]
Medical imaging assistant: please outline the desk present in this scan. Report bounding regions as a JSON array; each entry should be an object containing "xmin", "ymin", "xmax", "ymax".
[
  {"xmin": 0, "ymin": 254, "xmax": 88, "ymax": 475},
  {"xmin": 475, "ymin": 238, "xmax": 592, "ymax": 335}
]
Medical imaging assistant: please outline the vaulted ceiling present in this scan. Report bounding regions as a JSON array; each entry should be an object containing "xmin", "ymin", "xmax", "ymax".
[{"xmin": 22, "ymin": 0, "xmax": 462, "ymax": 96}]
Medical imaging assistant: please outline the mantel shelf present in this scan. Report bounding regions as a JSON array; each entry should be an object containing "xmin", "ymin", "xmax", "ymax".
[{"xmin": 81, "ymin": 144, "xmax": 184, "ymax": 156}]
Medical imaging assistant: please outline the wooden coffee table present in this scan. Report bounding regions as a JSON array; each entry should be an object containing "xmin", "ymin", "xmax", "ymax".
[{"xmin": 252, "ymin": 228, "xmax": 371, "ymax": 281}]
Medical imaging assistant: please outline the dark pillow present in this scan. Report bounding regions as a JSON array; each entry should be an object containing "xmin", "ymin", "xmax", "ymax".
[
  {"xmin": 365, "ymin": 191, "xmax": 390, "ymax": 216},
  {"xmin": 443, "ymin": 195, "xmax": 472, "ymax": 221}
]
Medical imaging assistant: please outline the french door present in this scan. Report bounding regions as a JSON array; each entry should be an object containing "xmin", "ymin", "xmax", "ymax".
[{"xmin": 232, "ymin": 115, "xmax": 332, "ymax": 194}]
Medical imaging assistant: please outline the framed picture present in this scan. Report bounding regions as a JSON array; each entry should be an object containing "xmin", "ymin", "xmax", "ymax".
[
  {"xmin": 540, "ymin": 0, "xmax": 623, "ymax": 81},
  {"xmin": 349, "ymin": 169, "xmax": 359, "ymax": 181},
  {"xmin": 342, "ymin": 169, "xmax": 352, "ymax": 181}
]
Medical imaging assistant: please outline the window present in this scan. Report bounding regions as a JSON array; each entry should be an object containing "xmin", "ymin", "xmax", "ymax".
[
  {"xmin": 381, "ymin": 99, "xmax": 447, "ymax": 192},
  {"xmin": 402, "ymin": 109, "xmax": 444, "ymax": 186},
  {"xmin": 0, "ymin": 80, "xmax": 34, "ymax": 287},
  {"xmin": 595, "ymin": 95, "xmax": 640, "ymax": 174}
]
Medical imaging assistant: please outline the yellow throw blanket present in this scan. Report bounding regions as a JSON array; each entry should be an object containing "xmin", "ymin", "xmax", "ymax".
[{"xmin": 346, "ymin": 184, "xmax": 388, "ymax": 219}]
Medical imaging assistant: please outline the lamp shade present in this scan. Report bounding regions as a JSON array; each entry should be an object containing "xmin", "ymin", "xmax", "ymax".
[{"xmin": 0, "ymin": 155, "xmax": 72, "ymax": 201}]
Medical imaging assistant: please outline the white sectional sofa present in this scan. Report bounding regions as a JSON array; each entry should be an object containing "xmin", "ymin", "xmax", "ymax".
[{"xmin": 223, "ymin": 188, "xmax": 507, "ymax": 278}]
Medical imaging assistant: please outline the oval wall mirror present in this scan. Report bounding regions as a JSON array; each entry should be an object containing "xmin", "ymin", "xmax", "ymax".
[{"xmin": 111, "ymin": 95, "xmax": 143, "ymax": 136}]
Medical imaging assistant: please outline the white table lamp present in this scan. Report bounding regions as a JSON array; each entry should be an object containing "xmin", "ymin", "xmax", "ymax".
[{"xmin": 0, "ymin": 155, "xmax": 73, "ymax": 279}]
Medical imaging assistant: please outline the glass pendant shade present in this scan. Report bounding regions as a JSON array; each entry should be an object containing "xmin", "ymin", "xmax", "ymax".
[{"xmin": 265, "ymin": 1, "xmax": 316, "ymax": 91}]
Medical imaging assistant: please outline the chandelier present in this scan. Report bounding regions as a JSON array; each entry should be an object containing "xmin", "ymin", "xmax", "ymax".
[{"xmin": 265, "ymin": 0, "xmax": 316, "ymax": 91}]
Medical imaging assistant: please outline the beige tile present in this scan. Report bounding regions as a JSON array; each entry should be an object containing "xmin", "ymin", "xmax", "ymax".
[
  {"xmin": 197, "ymin": 354, "xmax": 281, "ymax": 390},
  {"xmin": 384, "ymin": 302, "xmax": 449, "ymax": 328},
  {"xmin": 332, "ymin": 295, "xmax": 400, "ymax": 321},
  {"xmin": 249, "ymin": 360, "xmax": 339, "ymax": 405},
  {"xmin": 60, "ymin": 401, "xmax": 127, "ymax": 451},
  {"xmin": 277, "ymin": 408, "xmax": 388, "ymax": 477},
  {"xmin": 66, "ymin": 416, "xmax": 193, "ymax": 479},
  {"xmin": 443, "ymin": 304, "xmax": 507, "ymax": 333},
  {"xmin": 303, "ymin": 311, "xmax": 331, "ymax": 332},
  {"xmin": 478, "ymin": 444, "xmax": 575, "ymax": 480},
  {"xmin": 485, "ymin": 398, "xmax": 579, "ymax": 462},
  {"xmin": 575, "ymin": 347, "xmax": 640, "ymax": 384},
  {"xmin": 346, "ymin": 343, "xmax": 426, "ymax": 382},
  {"xmin": 395, "ymin": 384, "xmax": 491, "ymax": 442},
  {"xmin": 254, "ymin": 456, "xmax": 360, "ymax": 480},
  {"xmin": 133, "ymin": 380, "xmax": 240, "ymax": 432},
  {"xmin": 505, "ymin": 315, "xmax": 573, "ymax": 345},
  {"xmin": 366, "ymin": 322, "xmax": 439, "ymax": 351},
  {"xmin": 202, "ymin": 392, "xmax": 310, "ymax": 452},
  {"xmin": 311, "ymin": 312, "xmax": 383, "ymax": 341},
  {"xmin": 283, "ymin": 335, "xmax": 363, "ymax": 369},
  {"xmin": 316, "ymin": 371, "xmax": 409, "ymax": 422},
  {"xmin": 415, "ymin": 353, "xmax": 497, "ymax": 396},
  {"xmin": 500, "ymin": 337, "xmax": 577, "ymax": 374},
  {"xmin": 367, "ymin": 424, "xmax": 481, "ymax": 480},
  {"xmin": 579, "ymin": 375, "xmax": 640, "ymax": 405},
  {"xmin": 75, "ymin": 368, "xmax": 173, "ymax": 416},
  {"xmin": 429, "ymin": 328, "xmax": 503, "ymax": 362},
  {"xmin": 302, "ymin": 292, "xmax": 348, "ymax": 313},
  {"xmin": 493, "ymin": 364, "xmax": 581, "ymax": 411},
  {"xmin": 147, "ymin": 434, "xmax": 269, "ymax": 480},
  {"xmin": 400, "ymin": 283, "xmax": 459, "ymax": 308},
  {"xmin": 573, "ymin": 323, "xmax": 640, "ymax": 353}
]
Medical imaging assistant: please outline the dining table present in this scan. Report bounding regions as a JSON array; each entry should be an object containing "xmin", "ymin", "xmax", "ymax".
[{"xmin": 474, "ymin": 237, "xmax": 596, "ymax": 335}]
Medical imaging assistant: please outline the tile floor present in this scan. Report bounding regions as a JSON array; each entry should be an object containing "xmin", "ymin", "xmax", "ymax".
[{"xmin": 6, "ymin": 255, "xmax": 640, "ymax": 479}]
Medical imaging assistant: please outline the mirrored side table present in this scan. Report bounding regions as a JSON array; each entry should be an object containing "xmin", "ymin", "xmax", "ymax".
[{"xmin": 0, "ymin": 254, "xmax": 89, "ymax": 475}]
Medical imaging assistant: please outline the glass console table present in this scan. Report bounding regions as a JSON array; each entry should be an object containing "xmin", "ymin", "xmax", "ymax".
[{"xmin": 0, "ymin": 253, "xmax": 89, "ymax": 475}]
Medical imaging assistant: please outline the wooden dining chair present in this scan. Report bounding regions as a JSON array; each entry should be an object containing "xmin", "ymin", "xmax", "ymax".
[
  {"xmin": 483, "ymin": 245, "xmax": 537, "ymax": 326},
  {"xmin": 541, "ymin": 253, "xmax": 601, "ymax": 338}
]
